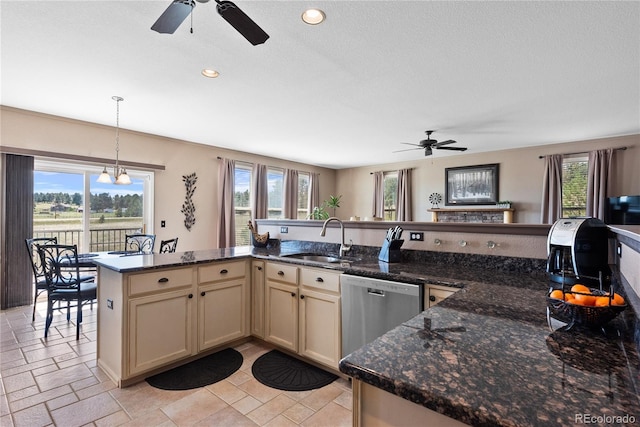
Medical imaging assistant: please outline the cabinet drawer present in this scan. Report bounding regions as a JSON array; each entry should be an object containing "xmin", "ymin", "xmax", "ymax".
[
  {"xmin": 300, "ymin": 268, "xmax": 340, "ymax": 293},
  {"xmin": 129, "ymin": 268, "xmax": 193, "ymax": 297},
  {"xmin": 199, "ymin": 261, "xmax": 246, "ymax": 284},
  {"xmin": 266, "ymin": 262, "xmax": 298, "ymax": 285}
]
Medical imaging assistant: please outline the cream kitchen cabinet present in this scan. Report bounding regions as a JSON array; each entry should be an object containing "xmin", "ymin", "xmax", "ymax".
[
  {"xmin": 264, "ymin": 262, "xmax": 342, "ymax": 370},
  {"xmin": 127, "ymin": 267, "xmax": 195, "ymax": 377},
  {"xmin": 298, "ymin": 267, "xmax": 342, "ymax": 369},
  {"xmin": 97, "ymin": 259, "xmax": 249, "ymax": 387},
  {"xmin": 197, "ymin": 261, "xmax": 249, "ymax": 351},
  {"xmin": 425, "ymin": 283, "xmax": 457, "ymax": 308},
  {"xmin": 250, "ymin": 260, "xmax": 266, "ymax": 338},
  {"xmin": 264, "ymin": 262, "xmax": 299, "ymax": 351}
]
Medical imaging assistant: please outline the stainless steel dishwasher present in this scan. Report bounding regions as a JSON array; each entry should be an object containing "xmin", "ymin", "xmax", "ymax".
[{"xmin": 341, "ymin": 274, "xmax": 423, "ymax": 357}]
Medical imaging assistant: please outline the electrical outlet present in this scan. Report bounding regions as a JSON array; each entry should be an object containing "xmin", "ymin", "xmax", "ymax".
[
  {"xmin": 161, "ymin": 220, "xmax": 166, "ymax": 228},
  {"xmin": 409, "ymin": 232, "xmax": 424, "ymax": 241},
  {"xmin": 280, "ymin": 226, "xmax": 289, "ymax": 233},
  {"xmin": 107, "ymin": 299, "xmax": 113, "ymax": 309}
]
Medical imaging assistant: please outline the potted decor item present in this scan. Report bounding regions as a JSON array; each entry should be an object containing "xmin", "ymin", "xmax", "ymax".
[{"xmin": 497, "ymin": 200, "xmax": 512, "ymax": 209}]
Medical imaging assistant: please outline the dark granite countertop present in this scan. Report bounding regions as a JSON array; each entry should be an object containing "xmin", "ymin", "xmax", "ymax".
[
  {"xmin": 339, "ymin": 274, "xmax": 640, "ymax": 426},
  {"xmin": 93, "ymin": 240, "xmax": 640, "ymax": 425}
]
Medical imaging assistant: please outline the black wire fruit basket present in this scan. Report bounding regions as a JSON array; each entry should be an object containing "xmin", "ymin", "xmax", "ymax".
[{"xmin": 547, "ymin": 276, "xmax": 627, "ymax": 327}]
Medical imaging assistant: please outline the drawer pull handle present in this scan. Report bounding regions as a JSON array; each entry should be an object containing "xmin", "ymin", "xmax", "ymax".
[
  {"xmin": 291, "ymin": 292, "xmax": 296, "ymax": 297},
  {"xmin": 429, "ymin": 295, "xmax": 436, "ymax": 302},
  {"xmin": 158, "ymin": 277, "xmax": 169, "ymax": 283},
  {"xmin": 188, "ymin": 294, "xmax": 194, "ymax": 299},
  {"xmin": 278, "ymin": 271, "xmax": 285, "ymax": 276},
  {"xmin": 201, "ymin": 291, "xmax": 206, "ymax": 297},
  {"xmin": 300, "ymin": 295, "xmax": 305, "ymax": 299},
  {"xmin": 315, "ymin": 277, "xmax": 324, "ymax": 283},
  {"xmin": 220, "ymin": 269, "xmax": 228, "ymax": 274},
  {"xmin": 257, "ymin": 266, "xmax": 263, "ymax": 271}
]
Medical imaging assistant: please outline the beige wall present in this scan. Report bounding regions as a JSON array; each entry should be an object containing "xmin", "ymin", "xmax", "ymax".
[
  {"xmin": 0, "ymin": 107, "xmax": 337, "ymax": 251},
  {"xmin": 336, "ymin": 134, "xmax": 640, "ymax": 224}
]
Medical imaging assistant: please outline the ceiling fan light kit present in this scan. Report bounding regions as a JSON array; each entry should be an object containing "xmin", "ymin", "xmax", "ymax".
[{"xmin": 151, "ymin": 0, "xmax": 269, "ymax": 46}]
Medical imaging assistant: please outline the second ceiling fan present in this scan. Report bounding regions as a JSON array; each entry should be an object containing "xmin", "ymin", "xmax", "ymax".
[
  {"xmin": 394, "ymin": 130, "xmax": 468, "ymax": 157},
  {"xmin": 151, "ymin": 0, "xmax": 269, "ymax": 46}
]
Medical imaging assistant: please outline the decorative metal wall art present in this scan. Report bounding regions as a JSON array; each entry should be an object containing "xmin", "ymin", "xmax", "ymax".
[{"xmin": 181, "ymin": 172, "xmax": 197, "ymax": 231}]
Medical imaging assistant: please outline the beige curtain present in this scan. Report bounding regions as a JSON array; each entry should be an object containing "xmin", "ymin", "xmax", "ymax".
[
  {"xmin": 216, "ymin": 158, "xmax": 235, "ymax": 248},
  {"xmin": 540, "ymin": 154, "xmax": 563, "ymax": 224},
  {"xmin": 396, "ymin": 168, "xmax": 412, "ymax": 221},
  {"xmin": 283, "ymin": 169, "xmax": 299, "ymax": 219},
  {"xmin": 252, "ymin": 163, "xmax": 268, "ymax": 222},
  {"xmin": 372, "ymin": 171, "xmax": 384, "ymax": 217},
  {"xmin": 586, "ymin": 149, "xmax": 613, "ymax": 220},
  {"xmin": 308, "ymin": 172, "xmax": 320, "ymax": 214}
]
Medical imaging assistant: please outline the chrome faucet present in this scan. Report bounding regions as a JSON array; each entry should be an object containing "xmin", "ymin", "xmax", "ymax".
[{"xmin": 320, "ymin": 217, "xmax": 352, "ymax": 257}]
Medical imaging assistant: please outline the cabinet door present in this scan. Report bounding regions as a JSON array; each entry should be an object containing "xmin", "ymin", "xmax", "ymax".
[
  {"xmin": 426, "ymin": 286, "xmax": 456, "ymax": 308},
  {"xmin": 251, "ymin": 260, "xmax": 266, "ymax": 338},
  {"xmin": 265, "ymin": 280, "xmax": 298, "ymax": 351},
  {"xmin": 299, "ymin": 288, "xmax": 341, "ymax": 369},
  {"xmin": 128, "ymin": 288, "xmax": 194, "ymax": 376},
  {"xmin": 199, "ymin": 278, "xmax": 248, "ymax": 351}
]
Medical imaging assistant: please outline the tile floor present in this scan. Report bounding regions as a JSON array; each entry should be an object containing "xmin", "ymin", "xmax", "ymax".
[{"xmin": 0, "ymin": 301, "xmax": 353, "ymax": 427}]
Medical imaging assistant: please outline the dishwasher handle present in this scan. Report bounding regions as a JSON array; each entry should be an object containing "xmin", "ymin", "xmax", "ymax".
[{"xmin": 367, "ymin": 288, "xmax": 385, "ymax": 297}]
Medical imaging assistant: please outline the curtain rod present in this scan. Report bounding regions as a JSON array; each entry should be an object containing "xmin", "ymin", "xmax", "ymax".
[
  {"xmin": 370, "ymin": 167, "xmax": 414, "ymax": 175},
  {"xmin": 538, "ymin": 146, "xmax": 627, "ymax": 159},
  {"xmin": 216, "ymin": 156, "xmax": 318, "ymax": 175}
]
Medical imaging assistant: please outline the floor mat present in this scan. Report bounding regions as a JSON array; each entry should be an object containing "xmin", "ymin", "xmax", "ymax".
[
  {"xmin": 146, "ymin": 348, "xmax": 243, "ymax": 390},
  {"xmin": 251, "ymin": 349, "xmax": 338, "ymax": 391}
]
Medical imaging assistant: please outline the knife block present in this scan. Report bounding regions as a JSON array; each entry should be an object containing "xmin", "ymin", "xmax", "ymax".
[{"xmin": 379, "ymin": 239, "xmax": 404, "ymax": 263}]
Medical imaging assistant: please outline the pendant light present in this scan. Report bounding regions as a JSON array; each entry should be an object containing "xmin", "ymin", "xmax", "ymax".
[{"xmin": 97, "ymin": 96, "xmax": 132, "ymax": 185}]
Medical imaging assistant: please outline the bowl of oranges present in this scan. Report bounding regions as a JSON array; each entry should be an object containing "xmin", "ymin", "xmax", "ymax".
[{"xmin": 547, "ymin": 284, "xmax": 627, "ymax": 327}]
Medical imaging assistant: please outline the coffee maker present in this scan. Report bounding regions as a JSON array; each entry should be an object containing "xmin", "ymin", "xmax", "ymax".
[{"xmin": 547, "ymin": 218, "xmax": 610, "ymax": 286}]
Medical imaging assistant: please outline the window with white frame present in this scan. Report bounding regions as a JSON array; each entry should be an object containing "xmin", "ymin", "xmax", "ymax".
[
  {"xmin": 298, "ymin": 172, "xmax": 310, "ymax": 219},
  {"xmin": 267, "ymin": 168, "xmax": 284, "ymax": 219},
  {"xmin": 33, "ymin": 159, "xmax": 154, "ymax": 253},
  {"xmin": 234, "ymin": 163, "xmax": 252, "ymax": 246},
  {"xmin": 383, "ymin": 171, "xmax": 398, "ymax": 220}
]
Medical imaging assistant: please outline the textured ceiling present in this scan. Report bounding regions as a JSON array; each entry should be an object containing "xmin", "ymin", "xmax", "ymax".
[{"xmin": 1, "ymin": 1, "xmax": 638, "ymax": 169}]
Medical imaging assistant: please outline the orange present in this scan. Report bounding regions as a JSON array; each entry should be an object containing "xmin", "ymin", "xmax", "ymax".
[
  {"xmin": 571, "ymin": 284, "xmax": 590, "ymax": 294},
  {"xmin": 594, "ymin": 296, "xmax": 611, "ymax": 307},
  {"xmin": 574, "ymin": 293, "xmax": 596, "ymax": 306},
  {"xmin": 564, "ymin": 293, "xmax": 576, "ymax": 304},
  {"xmin": 549, "ymin": 290, "xmax": 564, "ymax": 300},
  {"xmin": 612, "ymin": 293, "xmax": 625, "ymax": 305}
]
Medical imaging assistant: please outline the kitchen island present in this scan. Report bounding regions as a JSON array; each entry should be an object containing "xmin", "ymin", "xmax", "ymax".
[{"xmin": 93, "ymin": 241, "xmax": 640, "ymax": 426}]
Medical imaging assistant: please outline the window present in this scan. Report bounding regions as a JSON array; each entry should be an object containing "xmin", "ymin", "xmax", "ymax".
[
  {"xmin": 383, "ymin": 172, "xmax": 398, "ymax": 220},
  {"xmin": 298, "ymin": 172, "xmax": 310, "ymax": 219},
  {"xmin": 234, "ymin": 163, "xmax": 252, "ymax": 246},
  {"xmin": 267, "ymin": 168, "xmax": 283, "ymax": 219},
  {"xmin": 562, "ymin": 156, "xmax": 588, "ymax": 217},
  {"xmin": 34, "ymin": 160, "xmax": 154, "ymax": 253}
]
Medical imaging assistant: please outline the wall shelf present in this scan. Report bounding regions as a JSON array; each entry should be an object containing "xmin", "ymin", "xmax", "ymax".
[{"xmin": 428, "ymin": 208, "xmax": 515, "ymax": 224}]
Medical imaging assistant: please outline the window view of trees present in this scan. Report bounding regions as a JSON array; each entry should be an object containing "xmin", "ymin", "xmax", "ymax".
[
  {"xmin": 383, "ymin": 173, "xmax": 398, "ymax": 220},
  {"xmin": 562, "ymin": 158, "xmax": 588, "ymax": 217}
]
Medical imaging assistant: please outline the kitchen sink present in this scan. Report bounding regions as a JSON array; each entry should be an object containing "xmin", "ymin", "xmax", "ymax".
[
  {"xmin": 277, "ymin": 252, "xmax": 362, "ymax": 264},
  {"xmin": 280, "ymin": 253, "xmax": 341, "ymax": 263}
]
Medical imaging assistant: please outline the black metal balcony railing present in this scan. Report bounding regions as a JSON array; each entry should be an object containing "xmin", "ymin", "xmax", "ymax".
[{"xmin": 33, "ymin": 228, "xmax": 141, "ymax": 252}]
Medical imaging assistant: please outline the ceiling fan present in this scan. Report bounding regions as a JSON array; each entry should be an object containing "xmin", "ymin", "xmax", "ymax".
[
  {"xmin": 393, "ymin": 130, "xmax": 468, "ymax": 156},
  {"xmin": 151, "ymin": 0, "xmax": 269, "ymax": 46}
]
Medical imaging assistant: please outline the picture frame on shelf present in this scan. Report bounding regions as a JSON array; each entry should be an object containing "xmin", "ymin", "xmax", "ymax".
[{"xmin": 445, "ymin": 163, "xmax": 499, "ymax": 206}]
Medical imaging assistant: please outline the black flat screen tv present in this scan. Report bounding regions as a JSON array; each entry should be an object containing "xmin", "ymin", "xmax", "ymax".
[{"xmin": 605, "ymin": 195, "xmax": 640, "ymax": 225}]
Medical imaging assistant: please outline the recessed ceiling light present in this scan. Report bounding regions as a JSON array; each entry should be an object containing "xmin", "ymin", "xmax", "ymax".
[
  {"xmin": 302, "ymin": 8, "xmax": 325, "ymax": 25},
  {"xmin": 201, "ymin": 69, "xmax": 220, "ymax": 78}
]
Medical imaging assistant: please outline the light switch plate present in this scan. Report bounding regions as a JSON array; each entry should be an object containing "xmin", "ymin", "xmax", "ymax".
[{"xmin": 280, "ymin": 226, "xmax": 288, "ymax": 233}]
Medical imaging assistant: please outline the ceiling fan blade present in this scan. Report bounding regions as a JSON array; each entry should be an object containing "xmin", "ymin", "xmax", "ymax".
[
  {"xmin": 151, "ymin": 0, "xmax": 195, "ymax": 34},
  {"xmin": 400, "ymin": 142, "xmax": 422, "ymax": 147},
  {"xmin": 216, "ymin": 1, "xmax": 269, "ymax": 45},
  {"xmin": 393, "ymin": 147, "xmax": 423, "ymax": 153},
  {"xmin": 437, "ymin": 146, "xmax": 468, "ymax": 151},
  {"xmin": 433, "ymin": 139, "xmax": 456, "ymax": 147}
]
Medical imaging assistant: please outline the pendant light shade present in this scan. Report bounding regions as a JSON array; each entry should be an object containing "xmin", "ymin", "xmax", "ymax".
[{"xmin": 97, "ymin": 96, "xmax": 132, "ymax": 185}]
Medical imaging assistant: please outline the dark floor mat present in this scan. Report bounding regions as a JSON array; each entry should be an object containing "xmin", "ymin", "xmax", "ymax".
[
  {"xmin": 251, "ymin": 350, "xmax": 338, "ymax": 391},
  {"xmin": 146, "ymin": 348, "xmax": 243, "ymax": 390}
]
